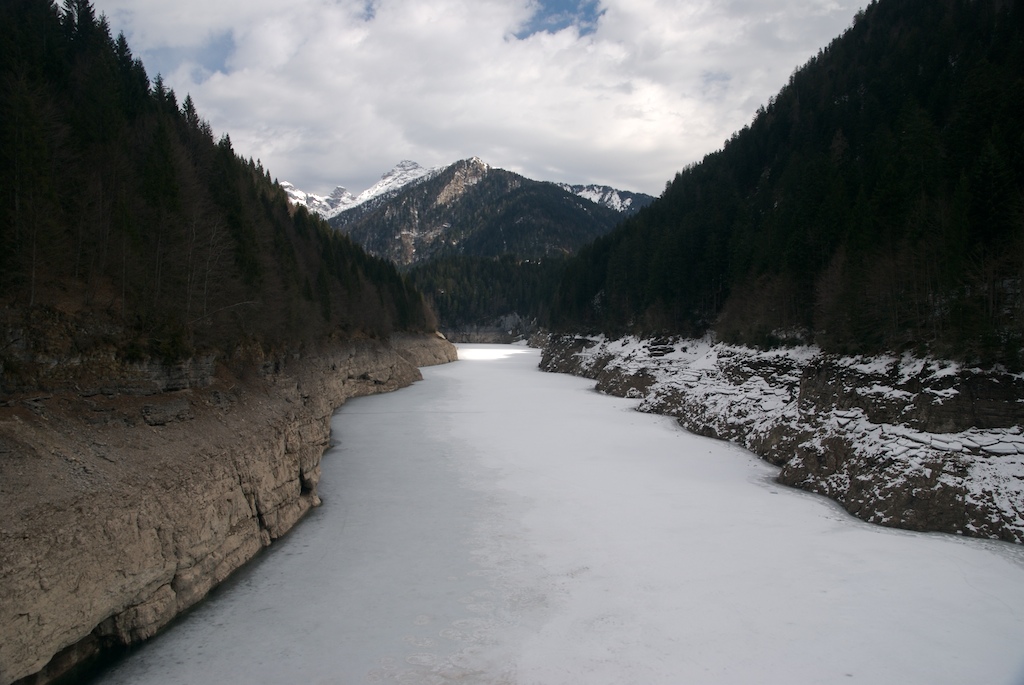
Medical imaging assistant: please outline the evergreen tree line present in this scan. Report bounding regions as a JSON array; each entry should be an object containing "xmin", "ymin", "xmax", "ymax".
[
  {"xmin": 548, "ymin": 0, "xmax": 1024, "ymax": 368},
  {"xmin": 408, "ymin": 255, "xmax": 564, "ymax": 329},
  {"xmin": 0, "ymin": 0, "xmax": 434, "ymax": 368}
]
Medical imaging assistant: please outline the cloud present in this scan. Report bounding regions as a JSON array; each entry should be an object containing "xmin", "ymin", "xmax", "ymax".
[{"xmin": 92, "ymin": 0, "xmax": 862, "ymax": 196}]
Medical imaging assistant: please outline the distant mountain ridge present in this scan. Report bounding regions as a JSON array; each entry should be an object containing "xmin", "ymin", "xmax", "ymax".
[
  {"xmin": 286, "ymin": 158, "xmax": 653, "ymax": 268},
  {"xmin": 281, "ymin": 160, "xmax": 442, "ymax": 220},
  {"xmin": 283, "ymin": 159, "xmax": 653, "ymax": 221},
  {"xmin": 556, "ymin": 183, "xmax": 652, "ymax": 213}
]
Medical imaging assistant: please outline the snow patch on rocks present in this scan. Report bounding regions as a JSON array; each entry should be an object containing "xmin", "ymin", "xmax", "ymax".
[
  {"xmin": 540, "ymin": 334, "xmax": 1024, "ymax": 544},
  {"xmin": 556, "ymin": 183, "xmax": 648, "ymax": 213}
]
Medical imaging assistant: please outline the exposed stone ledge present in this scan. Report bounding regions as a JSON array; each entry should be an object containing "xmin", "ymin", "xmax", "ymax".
[
  {"xmin": 390, "ymin": 331, "xmax": 460, "ymax": 367},
  {"xmin": 540, "ymin": 334, "xmax": 1024, "ymax": 544},
  {"xmin": 0, "ymin": 334, "xmax": 457, "ymax": 685}
]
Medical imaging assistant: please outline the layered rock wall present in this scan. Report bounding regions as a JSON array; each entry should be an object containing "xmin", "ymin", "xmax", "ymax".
[{"xmin": 0, "ymin": 335, "xmax": 457, "ymax": 685}]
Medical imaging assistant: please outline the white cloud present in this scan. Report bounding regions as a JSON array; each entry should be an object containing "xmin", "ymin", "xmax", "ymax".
[{"xmin": 92, "ymin": 0, "xmax": 862, "ymax": 196}]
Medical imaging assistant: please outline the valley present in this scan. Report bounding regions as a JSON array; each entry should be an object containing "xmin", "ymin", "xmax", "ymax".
[
  {"xmin": 2, "ymin": 0, "xmax": 1023, "ymax": 683},
  {"xmin": 89, "ymin": 346, "xmax": 1024, "ymax": 685}
]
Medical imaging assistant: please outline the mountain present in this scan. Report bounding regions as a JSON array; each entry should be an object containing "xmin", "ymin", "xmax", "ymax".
[
  {"xmin": 327, "ymin": 157, "xmax": 628, "ymax": 267},
  {"xmin": 286, "ymin": 160, "xmax": 653, "ymax": 224},
  {"xmin": 282, "ymin": 160, "xmax": 441, "ymax": 220},
  {"xmin": 279, "ymin": 182, "xmax": 356, "ymax": 218},
  {"xmin": 0, "ymin": 0, "xmax": 436, "ymax": 383},
  {"xmin": 549, "ymin": 0, "xmax": 1024, "ymax": 368},
  {"xmin": 557, "ymin": 183, "xmax": 653, "ymax": 214},
  {"xmin": 353, "ymin": 159, "xmax": 444, "ymax": 206},
  {"xmin": 309, "ymin": 158, "xmax": 647, "ymax": 340},
  {"xmin": 277, "ymin": 158, "xmax": 652, "ymax": 343},
  {"xmin": 0, "ymin": 5, "xmax": 453, "ymax": 683}
]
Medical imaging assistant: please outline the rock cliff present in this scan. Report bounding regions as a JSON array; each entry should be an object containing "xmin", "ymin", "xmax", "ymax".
[
  {"xmin": 0, "ymin": 335, "xmax": 457, "ymax": 685},
  {"xmin": 540, "ymin": 334, "xmax": 1024, "ymax": 544}
]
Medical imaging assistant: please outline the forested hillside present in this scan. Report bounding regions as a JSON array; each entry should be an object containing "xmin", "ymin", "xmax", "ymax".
[
  {"xmin": 0, "ymin": 0, "xmax": 433, "ymax": 389},
  {"xmin": 328, "ymin": 157, "xmax": 630, "ymax": 339},
  {"xmin": 408, "ymin": 255, "xmax": 564, "ymax": 335},
  {"xmin": 550, "ymin": 0, "xmax": 1024, "ymax": 368}
]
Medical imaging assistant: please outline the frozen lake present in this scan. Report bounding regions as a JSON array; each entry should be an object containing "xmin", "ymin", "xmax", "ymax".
[{"xmin": 97, "ymin": 344, "xmax": 1024, "ymax": 684}]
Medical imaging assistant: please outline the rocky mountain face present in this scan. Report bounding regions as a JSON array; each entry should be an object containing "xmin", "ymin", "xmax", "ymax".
[
  {"xmin": 282, "ymin": 159, "xmax": 653, "ymax": 268},
  {"xmin": 326, "ymin": 158, "xmax": 632, "ymax": 267},
  {"xmin": 286, "ymin": 159, "xmax": 653, "ymax": 223},
  {"xmin": 281, "ymin": 160, "xmax": 442, "ymax": 221},
  {"xmin": 0, "ymin": 334, "xmax": 457, "ymax": 685}
]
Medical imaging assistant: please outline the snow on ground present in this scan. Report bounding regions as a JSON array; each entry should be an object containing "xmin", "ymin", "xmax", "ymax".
[
  {"xmin": 556, "ymin": 335, "xmax": 1024, "ymax": 540},
  {"xmin": 96, "ymin": 345, "xmax": 1024, "ymax": 684}
]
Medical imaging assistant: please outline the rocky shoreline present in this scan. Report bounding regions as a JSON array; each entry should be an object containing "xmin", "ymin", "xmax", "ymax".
[
  {"xmin": 0, "ymin": 334, "xmax": 457, "ymax": 685},
  {"xmin": 540, "ymin": 334, "xmax": 1024, "ymax": 544}
]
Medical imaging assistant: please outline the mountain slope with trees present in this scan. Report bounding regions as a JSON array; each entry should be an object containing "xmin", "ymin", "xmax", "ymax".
[
  {"xmin": 328, "ymin": 158, "xmax": 645, "ymax": 340},
  {"xmin": 0, "ymin": 0, "xmax": 435, "ymax": 393},
  {"xmin": 0, "ymin": 5, "xmax": 456, "ymax": 683},
  {"xmin": 407, "ymin": 254, "xmax": 565, "ymax": 340},
  {"xmin": 329, "ymin": 157, "xmax": 629, "ymax": 267},
  {"xmin": 549, "ymin": 0, "xmax": 1024, "ymax": 368}
]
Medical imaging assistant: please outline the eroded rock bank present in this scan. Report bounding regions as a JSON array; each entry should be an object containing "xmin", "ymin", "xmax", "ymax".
[
  {"xmin": 0, "ymin": 334, "xmax": 457, "ymax": 685},
  {"xmin": 540, "ymin": 334, "xmax": 1024, "ymax": 544}
]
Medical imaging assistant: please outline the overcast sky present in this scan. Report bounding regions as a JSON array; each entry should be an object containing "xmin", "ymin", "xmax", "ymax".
[{"xmin": 92, "ymin": 0, "xmax": 863, "ymax": 197}]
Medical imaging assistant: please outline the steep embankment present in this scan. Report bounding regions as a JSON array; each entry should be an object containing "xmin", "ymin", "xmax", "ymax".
[
  {"xmin": 0, "ymin": 334, "xmax": 456, "ymax": 685},
  {"xmin": 541, "ymin": 335, "xmax": 1024, "ymax": 543}
]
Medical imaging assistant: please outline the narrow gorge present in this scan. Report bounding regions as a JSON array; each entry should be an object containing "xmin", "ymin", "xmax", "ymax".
[{"xmin": 0, "ymin": 334, "xmax": 457, "ymax": 685}]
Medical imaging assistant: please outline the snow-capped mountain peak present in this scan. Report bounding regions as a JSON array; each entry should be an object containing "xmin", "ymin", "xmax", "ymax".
[
  {"xmin": 353, "ymin": 160, "xmax": 442, "ymax": 207},
  {"xmin": 283, "ymin": 160, "xmax": 442, "ymax": 220},
  {"xmin": 327, "ymin": 185, "xmax": 355, "ymax": 202},
  {"xmin": 557, "ymin": 183, "xmax": 644, "ymax": 213},
  {"xmin": 285, "ymin": 159, "xmax": 652, "ymax": 220},
  {"xmin": 280, "ymin": 182, "xmax": 357, "ymax": 218}
]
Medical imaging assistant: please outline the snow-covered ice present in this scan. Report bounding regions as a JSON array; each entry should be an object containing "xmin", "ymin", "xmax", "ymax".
[
  {"xmin": 553, "ymin": 335, "xmax": 1024, "ymax": 540},
  {"xmin": 96, "ymin": 345, "xmax": 1024, "ymax": 684}
]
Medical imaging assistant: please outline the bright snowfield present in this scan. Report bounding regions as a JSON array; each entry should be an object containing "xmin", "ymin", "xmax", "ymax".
[{"xmin": 96, "ymin": 345, "xmax": 1024, "ymax": 685}]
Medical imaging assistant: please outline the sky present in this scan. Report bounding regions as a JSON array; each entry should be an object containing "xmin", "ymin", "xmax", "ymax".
[{"xmin": 91, "ymin": 0, "xmax": 864, "ymax": 197}]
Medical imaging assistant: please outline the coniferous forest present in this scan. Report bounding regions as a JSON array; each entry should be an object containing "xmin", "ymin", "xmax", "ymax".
[
  {"xmin": 3, "ymin": 0, "xmax": 1022, "ymax": 369},
  {"xmin": 549, "ymin": 0, "xmax": 1024, "ymax": 368},
  {"xmin": 408, "ymin": 255, "xmax": 564, "ymax": 332},
  {"xmin": 0, "ymin": 0, "xmax": 434, "ymax": 377}
]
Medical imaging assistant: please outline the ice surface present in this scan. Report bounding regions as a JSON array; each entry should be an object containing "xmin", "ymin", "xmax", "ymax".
[
  {"xmin": 567, "ymin": 335, "xmax": 1024, "ymax": 540},
  {"xmin": 96, "ymin": 345, "xmax": 1024, "ymax": 685}
]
